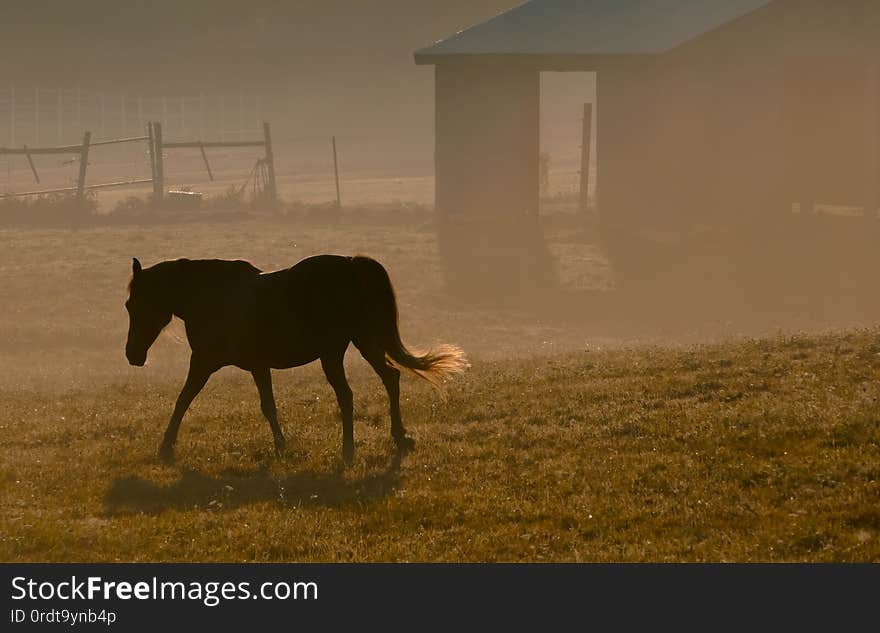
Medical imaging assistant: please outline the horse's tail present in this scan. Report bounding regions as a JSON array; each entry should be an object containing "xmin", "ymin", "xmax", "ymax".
[{"xmin": 351, "ymin": 255, "xmax": 469, "ymax": 391}]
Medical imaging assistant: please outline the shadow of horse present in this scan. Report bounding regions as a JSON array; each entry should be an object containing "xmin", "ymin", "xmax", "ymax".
[{"xmin": 104, "ymin": 457, "xmax": 401, "ymax": 516}]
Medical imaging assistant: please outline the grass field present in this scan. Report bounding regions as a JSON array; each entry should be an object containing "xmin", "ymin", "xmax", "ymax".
[{"xmin": 1, "ymin": 214, "xmax": 878, "ymax": 561}]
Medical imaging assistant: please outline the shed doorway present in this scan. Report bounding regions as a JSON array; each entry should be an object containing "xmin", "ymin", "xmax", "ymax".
[{"xmin": 539, "ymin": 71, "xmax": 596, "ymax": 216}]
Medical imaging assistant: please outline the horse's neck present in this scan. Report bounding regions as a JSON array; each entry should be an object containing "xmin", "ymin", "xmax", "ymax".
[
  {"xmin": 158, "ymin": 260, "xmax": 200, "ymax": 320},
  {"xmin": 158, "ymin": 260, "xmax": 246, "ymax": 320}
]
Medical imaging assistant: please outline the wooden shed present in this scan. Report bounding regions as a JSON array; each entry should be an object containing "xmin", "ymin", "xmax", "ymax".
[{"xmin": 415, "ymin": 0, "xmax": 880, "ymax": 231}]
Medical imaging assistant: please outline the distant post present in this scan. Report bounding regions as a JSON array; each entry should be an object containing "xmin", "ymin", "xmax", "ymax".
[
  {"xmin": 153, "ymin": 122, "xmax": 165, "ymax": 207},
  {"xmin": 147, "ymin": 122, "xmax": 157, "ymax": 197},
  {"xmin": 199, "ymin": 91, "xmax": 205, "ymax": 140},
  {"xmin": 34, "ymin": 86, "xmax": 39, "ymax": 145},
  {"xmin": 56, "ymin": 88, "xmax": 63, "ymax": 145},
  {"xmin": 255, "ymin": 95, "xmax": 261, "ymax": 134},
  {"xmin": 121, "ymin": 94, "xmax": 127, "ymax": 139},
  {"xmin": 332, "ymin": 135, "xmax": 341, "ymax": 208},
  {"xmin": 238, "ymin": 88, "xmax": 244, "ymax": 141},
  {"xmin": 75, "ymin": 85, "xmax": 81, "ymax": 131},
  {"xmin": 76, "ymin": 131, "xmax": 92, "ymax": 210},
  {"xmin": 9, "ymin": 83, "xmax": 14, "ymax": 147},
  {"xmin": 262, "ymin": 122, "xmax": 278, "ymax": 209},
  {"xmin": 579, "ymin": 102, "xmax": 593, "ymax": 215},
  {"xmin": 220, "ymin": 94, "xmax": 226, "ymax": 141}
]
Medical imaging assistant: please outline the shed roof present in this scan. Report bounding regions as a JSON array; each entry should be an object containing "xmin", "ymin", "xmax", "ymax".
[{"xmin": 415, "ymin": 0, "xmax": 772, "ymax": 64}]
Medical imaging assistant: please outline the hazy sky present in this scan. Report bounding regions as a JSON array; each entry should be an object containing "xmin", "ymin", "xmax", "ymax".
[
  {"xmin": 0, "ymin": 1, "xmax": 520, "ymax": 85},
  {"xmin": 0, "ymin": 1, "xmax": 593, "ymax": 169}
]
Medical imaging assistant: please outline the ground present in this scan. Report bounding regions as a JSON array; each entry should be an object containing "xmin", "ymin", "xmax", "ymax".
[{"xmin": 0, "ymin": 213, "xmax": 878, "ymax": 561}]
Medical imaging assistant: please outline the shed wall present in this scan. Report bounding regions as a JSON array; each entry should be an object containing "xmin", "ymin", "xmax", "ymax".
[{"xmin": 435, "ymin": 64, "xmax": 540, "ymax": 217}]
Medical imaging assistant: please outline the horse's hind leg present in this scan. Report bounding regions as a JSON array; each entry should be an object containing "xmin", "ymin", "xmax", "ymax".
[
  {"xmin": 251, "ymin": 368, "xmax": 285, "ymax": 457},
  {"xmin": 159, "ymin": 355, "xmax": 214, "ymax": 463},
  {"xmin": 320, "ymin": 348, "xmax": 354, "ymax": 465},
  {"xmin": 354, "ymin": 339, "xmax": 415, "ymax": 453}
]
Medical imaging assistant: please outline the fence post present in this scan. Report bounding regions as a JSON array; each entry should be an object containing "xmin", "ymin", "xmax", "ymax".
[
  {"xmin": 199, "ymin": 92, "xmax": 205, "ymax": 140},
  {"xmin": 220, "ymin": 94, "xmax": 226, "ymax": 141},
  {"xmin": 332, "ymin": 135, "xmax": 341, "ymax": 208},
  {"xmin": 239, "ymin": 88, "xmax": 244, "ymax": 141},
  {"xmin": 9, "ymin": 83, "xmax": 14, "ymax": 147},
  {"xmin": 56, "ymin": 88, "xmax": 63, "ymax": 145},
  {"xmin": 263, "ymin": 122, "xmax": 278, "ymax": 209},
  {"xmin": 579, "ymin": 102, "xmax": 593, "ymax": 215},
  {"xmin": 77, "ymin": 131, "xmax": 91, "ymax": 211},
  {"xmin": 153, "ymin": 122, "xmax": 164, "ymax": 207},
  {"xmin": 34, "ymin": 86, "xmax": 39, "ymax": 145}
]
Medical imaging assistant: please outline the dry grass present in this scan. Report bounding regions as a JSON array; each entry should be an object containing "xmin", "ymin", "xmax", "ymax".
[{"xmin": 0, "ymin": 216, "xmax": 878, "ymax": 561}]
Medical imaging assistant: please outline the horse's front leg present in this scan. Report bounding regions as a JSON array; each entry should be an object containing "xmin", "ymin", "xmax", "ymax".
[
  {"xmin": 159, "ymin": 355, "xmax": 214, "ymax": 463},
  {"xmin": 251, "ymin": 367, "xmax": 285, "ymax": 457}
]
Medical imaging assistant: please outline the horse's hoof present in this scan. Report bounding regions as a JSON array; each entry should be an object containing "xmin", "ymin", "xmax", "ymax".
[
  {"xmin": 158, "ymin": 445, "xmax": 175, "ymax": 465},
  {"xmin": 394, "ymin": 436, "xmax": 416, "ymax": 454}
]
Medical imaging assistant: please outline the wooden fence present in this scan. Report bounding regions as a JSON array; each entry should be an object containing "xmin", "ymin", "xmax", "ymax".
[{"xmin": 0, "ymin": 122, "xmax": 278, "ymax": 209}]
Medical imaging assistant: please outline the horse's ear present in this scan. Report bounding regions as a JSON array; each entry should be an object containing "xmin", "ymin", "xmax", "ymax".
[{"xmin": 132, "ymin": 258, "xmax": 142, "ymax": 276}]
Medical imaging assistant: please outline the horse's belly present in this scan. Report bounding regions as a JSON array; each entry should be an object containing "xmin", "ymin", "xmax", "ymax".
[
  {"xmin": 234, "ymin": 323, "xmax": 333, "ymax": 370},
  {"xmin": 189, "ymin": 281, "xmax": 352, "ymax": 369}
]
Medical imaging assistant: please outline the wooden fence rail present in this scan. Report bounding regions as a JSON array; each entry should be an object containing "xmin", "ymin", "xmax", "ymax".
[{"xmin": 0, "ymin": 132, "xmax": 149, "ymax": 201}]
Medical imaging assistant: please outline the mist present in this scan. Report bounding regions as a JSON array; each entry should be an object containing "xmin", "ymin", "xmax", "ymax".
[{"xmin": 1, "ymin": 0, "xmax": 878, "ymax": 565}]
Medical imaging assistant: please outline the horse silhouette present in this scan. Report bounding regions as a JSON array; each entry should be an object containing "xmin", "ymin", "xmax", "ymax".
[{"xmin": 125, "ymin": 255, "xmax": 467, "ymax": 465}]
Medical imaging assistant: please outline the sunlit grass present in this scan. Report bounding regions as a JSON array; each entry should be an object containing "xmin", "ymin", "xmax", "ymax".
[{"xmin": 1, "ymin": 331, "xmax": 878, "ymax": 562}]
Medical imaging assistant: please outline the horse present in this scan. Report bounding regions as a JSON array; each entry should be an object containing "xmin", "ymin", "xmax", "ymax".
[{"xmin": 124, "ymin": 255, "xmax": 467, "ymax": 465}]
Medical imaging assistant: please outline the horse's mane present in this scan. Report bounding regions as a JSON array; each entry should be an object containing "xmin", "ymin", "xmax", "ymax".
[{"xmin": 128, "ymin": 258, "xmax": 262, "ymax": 294}]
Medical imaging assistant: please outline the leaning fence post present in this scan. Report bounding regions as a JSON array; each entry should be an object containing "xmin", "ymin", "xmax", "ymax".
[
  {"xmin": 263, "ymin": 122, "xmax": 278, "ymax": 209},
  {"xmin": 199, "ymin": 143, "xmax": 214, "ymax": 181},
  {"xmin": 76, "ymin": 131, "xmax": 91, "ymax": 210},
  {"xmin": 23, "ymin": 145, "xmax": 40, "ymax": 183}
]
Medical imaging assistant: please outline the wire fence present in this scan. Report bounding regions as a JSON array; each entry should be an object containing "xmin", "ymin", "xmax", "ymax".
[
  {"xmin": 0, "ymin": 84, "xmax": 265, "ymax": 149},
  {"xmin": 0, "ymin": 84, "xmax": 590, "ymax": 210}
]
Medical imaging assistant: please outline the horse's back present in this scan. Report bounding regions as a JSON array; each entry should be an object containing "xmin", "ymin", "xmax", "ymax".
[
  {"xmin": 285, "ymin": 254, "xmax": 353, "ymax": 279},
  {"xmin": 235, "ymin": 256, "xmax": 357, "ymax": 365},
  {"xmin": 186, "ymin": 255, "xmax": 364, "ymax": 369},
  {"xmin": 270, "ymin": 255, "xmax": 358, "ymax": 316}
]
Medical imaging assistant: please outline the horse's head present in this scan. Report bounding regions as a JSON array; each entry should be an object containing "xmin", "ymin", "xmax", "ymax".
[{"xmin": 125, "ymin": 258, "xmax": 173, "ymax": 366}]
